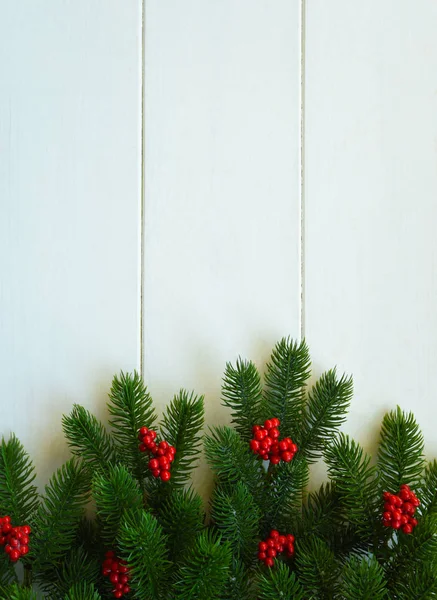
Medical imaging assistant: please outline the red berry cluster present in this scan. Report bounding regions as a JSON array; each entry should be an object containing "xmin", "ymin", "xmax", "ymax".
[
  {"xmin": 138, "ymin": 427, "xmax": 176, "ymax": 482},
  {"xmin": 258, "ymin": 530, "xmax": 295, "ymax": 568},
  {"xmin": 0, "ymin": 516, "xmax": 30, "ymax": 562},
  {"xmin": 250, "ymin": 419, "xmax": 298, "ymax": 465},
  {"xmin": 382, "ymin": 485, "xmax": 420, "ymax": 534},
  {"xmin": 102, "ymin": 551, "xmax": 131, "ymax": 598}
]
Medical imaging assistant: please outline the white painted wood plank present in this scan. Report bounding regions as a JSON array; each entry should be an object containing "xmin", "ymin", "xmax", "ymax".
[
  {"xmin": 144, "ymin": 2, "xmax": 301, "ymax": 494},
  {"xmin": 0, "ymin": 1, "xmax": 142, "ymax": 486},
  {"xmin": 305, "ymin": 2, "xmax": 437, "ymax": 459}
]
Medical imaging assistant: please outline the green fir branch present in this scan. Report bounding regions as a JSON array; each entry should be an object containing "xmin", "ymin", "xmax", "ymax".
[
  {"xmin": 172, "ymin": 530, "xmax": 232, "ymax": 600},
  {"xmin": 295, "ymin": 535, "xmax": 339, "ymax": 599},
  {"xmin": 118, "ymin": 508, "xmax": 171, "ymax": 600},
  {"xmin": 93, "ymin": 464, "xmax": 143, "ymax": 547},
  {"xmin": 32, "ymin": 459, "xmax": 91, "ymax": 581},
  {"xmin": 378, "ymin": 406, "xmax": 425, "ymax": 493},
  {"xmin": 0, "ymin": 552, "xmax": 17, "ymax": 588},
  {"xmin": 323, "ymin": 433, "xmax": 377, "ymax": 537},
  {"xmin": 204, "ymin": 426, "xmax": 263, "ymax": 502},
  {"xmin": 256, "ymin": 562, "xmax": 306, "ymax": 600},
  {"xmin": 158, "ymin": 390, "xmax": 204, "ymax": 489},
  {"xmin": 219, "ymin": 558, "xmax": 254, "ymax": 600},
  {"xmin": 263, "ymin": 455, "xmax": 309, "ymax": 533},
  {"xmin": 419, "ymin": 460, "xmax": 437, "ymax": 517},
  {"xmin": 108, "ymin": 371, "xmax": 157, "ymax": 487},
  {"xmin": 340, "ymin": 555, "xmax": 387, "ymax": 600},
  {"xmin": 49, "ymin": 546, "xmax": 100, "ymax": 598},
  {"xmin": 62, "ymin": 404, "xmax": 118, "ymax": 474},
  {"xmin": 263, "ymin": 337, "xmax": 311, "ymax": 439},
  {"xmin": 300, "ymin": 369, "xmax": 353, "ymax": 462},
  {"xmin": 0, "ymin": 435, "xmax": 39, "ymax": 524},
  {"xmin": 64, "ymin": 582, "xmax": 102, "ymax": 600},
  {"xmin": 222, "ymin": 358, "xmax": 263, "ymax": 441},
  {"xmin": 211, "ymin": 481, "xmax": 261, "ymax": 564},
  {"xmin": 394, "ymin": 562, "xmax": 437, "ymax": 599},
  {"xmin": 159, "ymin": 488, "xmax": 204, "ymax": 563},
  {"xmin": 0, "ymin": 585, "xmax": 37, "ymax": 600}
]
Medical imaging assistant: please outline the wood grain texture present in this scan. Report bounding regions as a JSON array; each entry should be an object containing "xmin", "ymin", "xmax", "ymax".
[
  {"xmin": 143, "ymin": 1, "xmax": 302, "ymax": 497},
  {"xmin": 305, "ymin": 1, "xmax": 437, "ymax": 464},
  {"xmin": 0, "ymin": 1, "xmax": 142, "ymax": 487}
]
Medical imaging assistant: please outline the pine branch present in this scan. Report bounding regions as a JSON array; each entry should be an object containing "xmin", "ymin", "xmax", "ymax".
[
  {"xmin": 93, "ymin": 464, "xmax": 143, "ymax": 547},
  {"xmin": 222, "ymin": 358, "xmax": 263, "ymax": 441},
  {"xmin": 263, "ymin": 455, "xmax": 309, "ymax": 532},
  {"xmin": 378, "ymin": 406, "xmax": 425, "ymax": 493},
  {"xmin": 159, "ymin": 488, "xmax": 204, "ymax": 563},
  {"xmin": 256, "ymin": 562, "xmax": 306, "ymax": 600},
  {"xmin": 62, "ymin": 404, "xmax": 118, "ymax": 474},
  {"xmin": 340, "ymin": 556, "xmax": 387, "ymax": 600},
  {"xmin": 219, "ymin": 558, "xmax": 254, "ymax": 600},
  {"xmin": 158, "ymin": 390, "xmax": 204, "ymax": 490},
  {"xmin": 204, "ymin": 426, "xmax": 263, "ymax": 502},
  {"xmin": 0, "ymin": 435, "xmax": 39, "ymax": 525},
  {"xmin": 323, "ymin": 433, "xmax": 377, "ymax": 537},
  {"xmin": 118, "ymin": 508, "xmax": 171, "ymax": 600},
  {"xmin": 0, "ymin": 552, "xmax": 17, "ymax": 588},
  {"xmin": 394, "ymin": 563, "xmax": 437, "ymax": 599},
  {"xmin": 32, "ymin": 459, "xmax": 91, "ymax": 582},
  {"xmin": 419, "ymin": 460, "xmax": 437, "ymax": 517},
  {"xmin": 108, "ymin": 370, "xmax": 157, "ymax": 487},
  {"xmin": 295, "ymin": 535, "xmax": 339, "ymax": 599},
  {"xmin": 300, "ymin": 369, "xmax": 353, "ymax": 462},
  {"xmin": 263, "ymin": 338, "xmax": 311, "ymax": 438},
  {"xmin": 49, "ymin": 546, "xmax": 100, "ymax": 598},
  {"xmin": 0, "ymin": 586, "xmax": 37, "ymax": 600},
  {"xmin": 172, "ymin": 530, "xmax": 232, "ymax": 600},
  {"xmin": 64, "ymin": 582, "xmax": 102, "ymax": 600},
  {"xmin": 211, "ymin": 481, "xmax": 261, "ymax": 564}
]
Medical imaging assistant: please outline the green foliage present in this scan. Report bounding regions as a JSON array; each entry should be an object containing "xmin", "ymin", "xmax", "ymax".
[
  {"xmin": 62, "ymin": 405, "xmax": 118, "ymax": 474},
  {"xmin": 263, "ymin": 455, "xmax": 309, "ymax": 531},
  {"xmin": 0, "ymin": 435, "xmax": 39, "ymax": 524},
  {"xmin": 219, "ymin": 559, "xmax": 254, "ymax": 600},
  {"xmin": 395, "ymin": 562, "xmax": 437, "ymax": 599},
  {"xmin": 256, "ymin": 562, "xmax": 306, "ymax": 600},
  {"xmin": 324, "ymin": 433, "xmax": 377, "ymax": 537},
  {"xmin": 118, "ymin": 508, "xmax": 170, "ymax": 600},
  {"xmin": 378, "ymin": 406, "xmax": 425, "ymax": 493},
  {"xmin": 340, "ymin": 555, "xmax": 387, "ymax": 599},
  {"xmin": 173, "ymin": 530, "xmax": 232, "ymax": 600},
  {"xmin": 419, "ymin": 460, "xmax": 437, "ymax": 517},
  {"xmin": 159, "ymin": 488, "xmax": 204, "ymax": 563},
  {"xmin": 0, "ymin": 585, "xmax": 37, "ymax": 600},
  {"xmin": 32, "ymin": 459, "xmax": 90, "ymax": 581},
  {"xmin": 263, "ymin": 337, "xmax": 311, "ymax": 438},
  {"xmin": 0, "ymin": 552, "xmax": 17, "ymax": 588},
  {"xmin": 222, "ymin": 358, "xmax": 263, "ymax": 441},
  {"xmin": 108, "ymin": 371, "xmax": 156, "ymax": 487},
  {"xmin": 64, "ymin": 582, "xmax": 101, "ymax": 600},
  {"xmin": 205, "ymin": 426, "xmax": 263, "ymax": 500},
  {"xmin": 300, "ymin": 369, "xmax": 353, "ymax": 462},
  {"xmin": 50, "ymin": 546, "xmax": 100, "ymax": 598},
  {"xmin": 211, "ymin": 482, "xmax": 260, "ymax": 563},
  {"xmin": 93, "ymin": 464, "xmax": 143, "ymax": 547},
  {"xmin": 158, "ymin": 390, "xmax": 204, "ymax": 490},
  {"xmin": 295, "ymin": 535, "xmax": 339, "ymax": 599}
]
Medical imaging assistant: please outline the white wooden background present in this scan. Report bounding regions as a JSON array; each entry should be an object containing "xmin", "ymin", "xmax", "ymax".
[{"xmin": 2, "ymin": 1, "xmax": 437, "ymax": 495}]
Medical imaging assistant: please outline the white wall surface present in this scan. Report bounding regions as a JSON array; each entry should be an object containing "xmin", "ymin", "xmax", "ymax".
[
  {"xmin": 305, "ymin": 1, "xmax": 437, "ymax": 464},
  {"xmin": 2, "ymin": 1, "xmax": 437, "ymax": 496},
  {"xmin": 0, "ymin": 1, "xmax": 142, "ymax": 488}
]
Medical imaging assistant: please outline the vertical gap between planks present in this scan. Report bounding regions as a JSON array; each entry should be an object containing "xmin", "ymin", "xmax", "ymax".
[
  {"xmin": 139, "ymin": 0, "xmax": 145, "ymax": 378},
  {"xmin": 299, "ymin": 0, "xmax": 306, "ymax": 342}
]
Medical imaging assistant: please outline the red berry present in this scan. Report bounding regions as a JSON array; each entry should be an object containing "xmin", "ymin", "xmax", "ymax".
[
  {"xmin": 10, "ymin": 549, "xmax": 20, "ymax": 562},
  {"xmin": 150, "ymin": 430, "xmax": 157, "ymax": 440},
  {"xmin": 410, "ymin": 518, "xmax": 418, "ymax": 527},
  {"xmin": 113, "ymin": 592, "xmax": 122, "ymax": 599},
  {"xmin": 139, "ymin": 443, "xmax": 147, "ymax": 453},
  {"xmin": 259, "ymin": 541, "xmax": 268, "ymax": 551},
  {"xmin": 264, "ymin": 420, "xmax": 273, "ymax": 430},
  {"xmin": 20, "ymin": 545, "xmax": 29, "ymax": 555},
  {"xmin": 271, "ymin": 418, "xmax": 280, "ymax": 427},
  {"xmin": 270, "ymin": 530, "xmax": 279, "ymax": 539},
  {"xmin": 158, "ymin": 456, "xmax": 170, "ymax": 468},
  {"xmin": 270, "ymin": 455, "xmax": 281, "ymax": 465},
  {"xmin": 149, "ymin": 458, "xmax": 159, "ymax": 470},
  {"xmin": 250, "ymin": 440, "xmax": 260, "ymax": 453},
  {"xmin": 258, "ymin": 551, "xmax": 267, "ymax": 560},
  {"xmin": 123, "ymin": 586, "xmax": 130, "ymax": 595},
  {"xmin": 402, "ymin": 524, "xmax": 413, "ymax": 534},
  {"xmin": 392, "ymin": 520, "xmax": 401, "ymax": 530},
  {"xmin": 139, "ymin": 426, "xmax": 149, "ymax": 437},
  {"xmin": 265, "ymin": 557, "xmax": 275, "ymax": 568},
  {"xmin": 152, "ymin": 469, "xmax": 160, "ymax": 478},
  {"xmin": 160, "ymin": 470, "xmax": 171, "ymax": 482},
  {"xmin": 255, "ymin": 429, "xmax": 267, "ymax": 441},
  {"xmin": 267, "ymin": 548, "xmax": 276, "ymax": 557},
  {"xmin": 281, "ymin": 451, "xmax": 293, "ymax": 463},
  {"xmin": 269, "ymin": 427, "xmax": 280, "ymax": 439}
]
